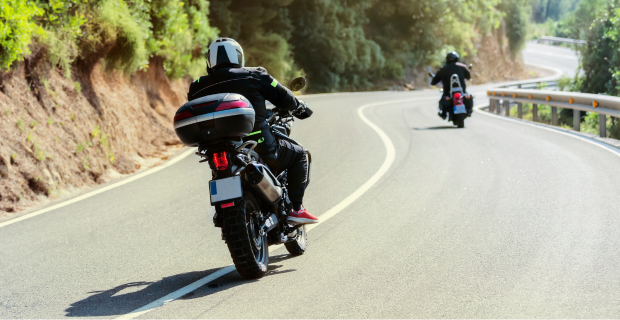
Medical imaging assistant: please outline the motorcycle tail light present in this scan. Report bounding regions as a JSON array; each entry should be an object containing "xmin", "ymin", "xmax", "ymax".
[
  {"xmin": 453, "ymin": 93, "xmax": 463, "ymax": 105},
  {"xmin": 213, "ymin": 151, "xmax": 228, "ymax": 170}
]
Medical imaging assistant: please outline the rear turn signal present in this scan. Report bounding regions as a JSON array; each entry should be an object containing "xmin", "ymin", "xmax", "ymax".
[{"xmin": 213, "ymin": 151, "xmax": 228, "ymax": 170}]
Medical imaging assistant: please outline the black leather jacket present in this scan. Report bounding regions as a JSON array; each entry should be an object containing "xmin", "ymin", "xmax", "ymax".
[
  {"xmin": 431, "ymin": 62, "xmax": 471, "ymax": 94},
  {"xmin": 187, "ymin": 66, "xmax": 298, "ymax": 156}
]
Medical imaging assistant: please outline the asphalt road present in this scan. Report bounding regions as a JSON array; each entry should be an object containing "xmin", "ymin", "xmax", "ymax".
[
  {"xmin": 523, "ymin": 42, "xmax": 580, "ymax": 76},
  {"xmin": 2, "ymin": 43, "xmax": 620, "ymax": 318}
]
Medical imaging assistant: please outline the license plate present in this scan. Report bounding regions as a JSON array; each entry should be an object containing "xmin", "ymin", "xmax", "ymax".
[
  {"xmin": 454, "ymin": 104, "xmax": 466, "ymax": 114},
  {"xmin": 210, "ymin": 176, "xmax": 242, "ymax": 204}
]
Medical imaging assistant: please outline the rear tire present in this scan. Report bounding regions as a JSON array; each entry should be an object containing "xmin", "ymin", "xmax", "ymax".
[
  {"xmin": 284, "ymin": 225, "xmax": 307, "ymax": 256},
  {"xmin": 223, "ymin": 192, "xmax": 269, "ymax": 279},
  {"xmin": 454, "ymin": 115, "xmax": 465, "ymax": 128}
]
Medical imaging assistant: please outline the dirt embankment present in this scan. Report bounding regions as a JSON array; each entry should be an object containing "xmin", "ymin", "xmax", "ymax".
[{"xmin": 0, "ymin": 49, "xmax": 189, "ymax": 216}]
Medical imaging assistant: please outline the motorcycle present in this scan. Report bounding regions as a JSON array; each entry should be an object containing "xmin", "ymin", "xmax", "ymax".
[
  {"xmin": 172, "ymin": 77, "xmax": 312, "ymax": 279},
  {"xmin": 429, "ymin": 66, "xmax": 474, "ymax": 128}
]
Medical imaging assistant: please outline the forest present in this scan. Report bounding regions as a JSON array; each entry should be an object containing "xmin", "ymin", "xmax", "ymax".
[{"xmin": 2, "ymin": 0, "xmax": 538, "ymax": 93}]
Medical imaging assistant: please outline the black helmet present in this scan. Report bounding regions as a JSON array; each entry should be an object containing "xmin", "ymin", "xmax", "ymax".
[{"xmin": 446, "ymin": 51, "xmax": 459, "ymax": 63}]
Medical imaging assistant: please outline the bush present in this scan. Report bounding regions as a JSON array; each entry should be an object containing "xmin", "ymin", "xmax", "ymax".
[
  {"xmin": 503, "ymin": 0, "xmax": 530, "ymax": 56},
  {"xmin": 0, "ymin": 0, "xmax": 43, "ymax": 70},
  {"xmin": 147, "ymin": 0, "xmax": 217, "ymax": 78},
  {"xmin": 96, "ymin": 0, "xmax": 149, "ymax": 74}
]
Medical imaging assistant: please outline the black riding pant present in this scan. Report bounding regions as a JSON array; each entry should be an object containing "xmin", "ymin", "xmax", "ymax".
[{"xmin": 261, "ymin": 139, "xmax": 308, "ymax": 204}]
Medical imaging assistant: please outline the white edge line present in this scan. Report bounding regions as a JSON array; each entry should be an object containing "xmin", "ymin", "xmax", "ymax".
[
  {"xmin": 0, "ymin": 148, "xmax": 197, "ymax": 229},
  {"xmin": 474, "ymin": 104, "xmax": 620, "ymax": 159},
  {"xmin": 115, "ymin": 97, "xmax": 428, "ymax": 319}
]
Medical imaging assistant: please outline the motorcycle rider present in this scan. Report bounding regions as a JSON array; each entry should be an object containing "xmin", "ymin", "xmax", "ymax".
[
  {"xmin": 187, "ymin": 38, "xmax": 318, "ymax": 225},
  {"xmin": 431, "ymin": 51, "xmax": 473, "ymax": 119}
]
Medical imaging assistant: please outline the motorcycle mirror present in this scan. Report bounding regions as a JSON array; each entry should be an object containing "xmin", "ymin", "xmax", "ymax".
[
  {"xmin": 289, "ymin": 77, "xmax": 306, "ymax": 91},
  {"xmin": 469, "ymin": 64, "xmax": 473, "ymax": 70},
  {"xmin": 428, "ymin": 72, "xmax": 434, "ymax": 77}
]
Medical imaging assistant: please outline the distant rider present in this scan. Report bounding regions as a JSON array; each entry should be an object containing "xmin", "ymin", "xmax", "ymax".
[
  {"xmin": 187, "ymin": 38, "xmax": 318, "ymax": 225},
  {"xmin": 431, "ymin": 51, "xmax": 472, "ymax": 119}
]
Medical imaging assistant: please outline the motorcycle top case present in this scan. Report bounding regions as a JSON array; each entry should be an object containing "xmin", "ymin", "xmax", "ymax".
[{"xmin": 173, "ymin": 93, "xmax": 255, "ymax": 147}]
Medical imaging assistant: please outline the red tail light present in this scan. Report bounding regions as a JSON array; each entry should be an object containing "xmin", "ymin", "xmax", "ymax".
[
  {"xmin": 215, "ymin": 101, "xmax": 250, "ymax": 111},
  {"xmin": 453, "ymin": 93, "xmax": 463, "ymax": 105},
  {"xmin": 213, "ymin": 151, "xmax": 228, "ymax": 170},
  {"xmin": 174, "ymin": 111, "xmax": 193, "ymax": 122}
]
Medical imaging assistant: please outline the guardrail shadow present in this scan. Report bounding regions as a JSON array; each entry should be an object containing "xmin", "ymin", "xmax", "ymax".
[
  {"xmin": 412, "ymin": 126, "xmax": 459, "ymax": 130},
  {"xmin": 65, "ymin": 254, "xmax": 296, "ymax": 317}
]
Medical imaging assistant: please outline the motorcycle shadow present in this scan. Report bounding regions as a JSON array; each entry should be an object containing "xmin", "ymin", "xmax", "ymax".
[
  {"xmin": 412, "ymin": 126, "xmax": 460, "ymax": 130},
  {"xmin": 65, "ymin": 254, "xmax": 297, "ymax": 318}
]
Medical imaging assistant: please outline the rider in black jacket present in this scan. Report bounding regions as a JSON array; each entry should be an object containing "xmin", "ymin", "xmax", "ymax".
[
  {"xmin": 431, "ymin": 51, "xmax": 472, "ymax": 119},
  {"xmin": 187, "ymin": 38, "xmax": 318, "ymax": 225}
]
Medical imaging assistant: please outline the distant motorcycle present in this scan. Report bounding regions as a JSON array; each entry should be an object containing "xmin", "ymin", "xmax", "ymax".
[
  {"xmin": 173, "ymin": 77, "xmax": 312, "ymax": 279},
  {"xmin": 429, "ymin": 65, "xmax": 474, "ymax": 128}
]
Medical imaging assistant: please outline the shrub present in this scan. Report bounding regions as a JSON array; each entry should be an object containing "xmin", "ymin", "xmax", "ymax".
[
  {"xmin": 35, "ymin": 0, "xmax": 86, "ymax": 77},
  {"xmin": 0, "ymin": 0, "xmax": 43, "ymax": 70},
  {"xmin": 148, "ymin": 0, "xmax": 217, "ymax": 78},
  {"xmin": 97, "ymin": 0, "xmax": 149, "ymax": 73},
  {"xmin": 503, "ymin": 0, "xmax": 530, "ymax": 56}
]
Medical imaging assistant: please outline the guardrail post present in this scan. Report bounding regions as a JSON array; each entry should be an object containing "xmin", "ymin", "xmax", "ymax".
[
  {"xmin": 600, "ymin": 114, "xmax": 607, "ymax": 137},
  {"xmin": 504, "ymin": 100, "xmax": 510, "ymax": 117},
  {"xmin": 573, "ymin": 109, "xmax": 580, "ymax": 131},
  {"xmin": 532, "ymin": 103, "xmax": 538, "ymax": 122},
  {"xmin": 551, "ymin": 106, "xmax": 558, "ymax": 125},
  {"xmin": 489, "ymin": 99, "xmax": 495, "ymax": 113},
  {"xmin": 517, "ymin": 102, "xmax": 523, "ymax": 118},
  {"xmin": 496, "ymin": 100, "xmax": 502, "ymax": 115}
]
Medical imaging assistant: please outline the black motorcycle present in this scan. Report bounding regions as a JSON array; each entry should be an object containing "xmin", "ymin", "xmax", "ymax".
[
  {"xmin": 429, "ymin": 67, "xmax": 474, "ymax": 128},
  {"xmin": 173, "ymin": 77, "xmax": 312, "ymax": 279}
]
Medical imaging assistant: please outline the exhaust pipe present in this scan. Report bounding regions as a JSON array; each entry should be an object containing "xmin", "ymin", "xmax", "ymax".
[{"xmin": 244, "ymin": 163, "xmax": 282, "ymax": 204}]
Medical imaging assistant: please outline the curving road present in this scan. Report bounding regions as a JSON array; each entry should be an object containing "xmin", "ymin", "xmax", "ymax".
[{"xmin": 2, "ymin": 43, "xmax": 620, "ymax": 318}]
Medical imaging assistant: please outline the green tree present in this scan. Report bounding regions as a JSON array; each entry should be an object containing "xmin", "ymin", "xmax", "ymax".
[
  {"xmin": 288, "ymin": 0, "xmax": 384, "ymax": 92},
  {"xmin": 208, "ymin": 0, "xmax": 295, "ymax": 82},
  {"xmin": 0, "ymin": 0, "xmax": 44, "ymax": 70}
]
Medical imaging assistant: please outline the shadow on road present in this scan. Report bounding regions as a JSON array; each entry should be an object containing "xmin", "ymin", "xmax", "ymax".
[
  {"xmin": 65, "ymin": 254, "xmax": 296, "ymax": 317},
  {"xmin": 412, "ymin": 126, "xmax": 458, "ymax": 130}
]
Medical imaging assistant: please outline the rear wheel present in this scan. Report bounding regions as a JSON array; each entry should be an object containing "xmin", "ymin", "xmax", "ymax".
[
  {"xmin": 453, "ymin": 114, "xmax": 465, "ymax": 128},
  {"xmin": 223, "ymin": 192, "xmax": 269, "ymax": 279},
  {"xmin": 284, "ymin": 225, "xmax": 307, "ymax": 256}
]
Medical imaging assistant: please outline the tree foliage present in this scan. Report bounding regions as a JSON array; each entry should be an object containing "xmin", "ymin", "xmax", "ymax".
[
  {"xmin": 1, "ymin": 0, "xmax": 217, "ymax": 78},
  {"xmin": 531, "ymin": 0, "xmax": 582, "ymax": 22},
  {"xmin": 0, "ymin": 0, "xmax": 43, "ymax": 70},
  {"xmin": 209, "ymin": 0, "xmax": 510, "ymax": 92},
  {"xmin": 557, "ymin": 0, "xmax": 616, "ymax": 95},
  {"xmin": 3, "ymin": 0, "xmax": 531, "ymax": 90}
]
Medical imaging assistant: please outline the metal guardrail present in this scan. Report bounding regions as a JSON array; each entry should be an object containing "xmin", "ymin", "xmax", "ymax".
[
  {"xmin": 487, "ymin": 87, "xmax": 620, "ymax": 138},
  {"xmin": 502, "ymin": 81, "xmax": 559, "ymax": 90},
  {"xmin": 538, "ymin": 36, "xmax": 587, "ymax": 45}
]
